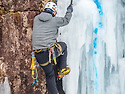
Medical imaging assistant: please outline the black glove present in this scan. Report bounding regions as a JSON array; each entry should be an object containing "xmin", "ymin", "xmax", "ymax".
[{"xmin": 67, "ymin": 4, "xmax": 73, "ymax": 12}]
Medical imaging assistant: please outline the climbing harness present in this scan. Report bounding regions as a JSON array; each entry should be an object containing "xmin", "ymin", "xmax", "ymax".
[
  {"xmin": 30, "ymin": 52, "xmax": 39, "ymax": 85},
  {"xmin": 34, "ymin": 43, "xmax": 62, "ymax": 66},
  {"xmin": 30, "ymin": 43, "xmax": 63, "ymax": 85}
]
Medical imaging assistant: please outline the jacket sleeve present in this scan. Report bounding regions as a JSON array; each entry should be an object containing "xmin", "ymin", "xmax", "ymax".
[{"xmin": 55, "ymin": 11, "xmax": 72, "ymax": 27}]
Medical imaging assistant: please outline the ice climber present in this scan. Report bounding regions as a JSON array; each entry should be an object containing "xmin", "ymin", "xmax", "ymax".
[{"xmin": 32, "ymin": 1, "xmax": 73, "ymax": 94}]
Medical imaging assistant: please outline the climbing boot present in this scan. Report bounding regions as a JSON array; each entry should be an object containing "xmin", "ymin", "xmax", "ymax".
[{"xmin": 58, "ymin": 66, "xmax": 70, "ymax": 79}]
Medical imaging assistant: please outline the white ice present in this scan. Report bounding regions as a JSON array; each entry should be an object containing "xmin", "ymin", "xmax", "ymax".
[
  {"xmin": 57, "ymin": 0, "xmax": 125, "ymax": 94},
  {"xmin": 0, "ymin": 77, "xmax": 11, "ymax": 94}
]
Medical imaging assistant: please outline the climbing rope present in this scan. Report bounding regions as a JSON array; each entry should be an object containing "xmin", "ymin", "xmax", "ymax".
[{"xmin": 30, "ymin": 52, "xmax": 39, "ymax": 85}]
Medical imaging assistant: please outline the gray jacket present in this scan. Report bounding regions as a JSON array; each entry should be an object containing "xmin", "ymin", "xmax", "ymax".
[{"xmin": 32, "ymin": 11, "xmax": 72, "ymax": 50}]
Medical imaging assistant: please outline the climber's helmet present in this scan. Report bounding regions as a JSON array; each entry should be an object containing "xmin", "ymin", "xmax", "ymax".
[{"xmin": 44, "ymin": 2, "xmax": 57, "ymax": 17}]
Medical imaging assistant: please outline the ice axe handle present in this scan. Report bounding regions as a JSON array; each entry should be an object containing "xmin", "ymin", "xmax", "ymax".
[
  {"xmin": 70, "ymin": 0, "xmax": 73, "ymax": 5},
  {"xmin": 55, "ymin": 0, "xmax": 58, "ymax": 4}
]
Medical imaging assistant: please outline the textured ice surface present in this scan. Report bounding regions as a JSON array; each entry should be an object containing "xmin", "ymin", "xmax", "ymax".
[
  {"xmin": 0, "ymin": 77, "xmax": 11, "ymax": 94},
  {"xmin": 57, "ymin": 0, "xmax": 125, "ymax": 94}
]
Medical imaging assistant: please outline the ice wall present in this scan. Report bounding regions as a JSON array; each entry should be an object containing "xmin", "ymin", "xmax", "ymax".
[
  {"xmin": 58, "ymin": 0, "xmax": 98, "ymax": 94},
  {"xmin": 57, "ymin": 0, "xmax": 125, "ymax": 94},
  {"xmin": 0, "ymin": 77, "xmax": 11, "ymax": 94}
]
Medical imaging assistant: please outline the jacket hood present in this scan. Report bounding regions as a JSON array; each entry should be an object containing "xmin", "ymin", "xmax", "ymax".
[{"xmin": 38, "ymin": 12, "xmax": 52, "ymax": 22}]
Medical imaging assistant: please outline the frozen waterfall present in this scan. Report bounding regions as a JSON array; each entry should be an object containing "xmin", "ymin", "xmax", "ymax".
[{"xmin": 57, "ymin": 0, "xmax": 125, "ymax": 94}]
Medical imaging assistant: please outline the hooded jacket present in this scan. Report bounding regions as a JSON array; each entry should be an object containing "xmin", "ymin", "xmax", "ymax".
[{"xmin": 32, "ymin": 11, "xmax": 72, "ymax": 50}]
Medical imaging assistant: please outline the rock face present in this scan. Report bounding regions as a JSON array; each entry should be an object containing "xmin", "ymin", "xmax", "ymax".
[{"xmin": 0, "ymin": 0, "xmax": 52, "ymax": 94}]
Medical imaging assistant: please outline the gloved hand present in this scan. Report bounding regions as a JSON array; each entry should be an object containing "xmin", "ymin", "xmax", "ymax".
[{"xmin": 67, "ymin": 4, "xmax": 73, "ymax": 12}]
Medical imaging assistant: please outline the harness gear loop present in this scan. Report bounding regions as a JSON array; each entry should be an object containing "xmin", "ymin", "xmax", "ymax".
[
  {"xmin": 51, "ymin": 47, "xmax": 57, "ymax": 65},
  {"xmin": 30, "ymin": 52, "xmax": 39, "ymax": 85},
  {"xmin": 30, "ymin": 43, "xmax": 63, "ymax": 85},
  {"xmin": 34, "ymin": 48, "xmax": 48, "ymax": 53},
  {"xmin": 55, "ymin": 43, "xmax": 62, "ymax": 53}
]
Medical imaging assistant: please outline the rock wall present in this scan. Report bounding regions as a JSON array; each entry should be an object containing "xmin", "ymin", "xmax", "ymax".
[{"xmin": 0, "ymin": 0, "xmax": 53, "ymax": 94}]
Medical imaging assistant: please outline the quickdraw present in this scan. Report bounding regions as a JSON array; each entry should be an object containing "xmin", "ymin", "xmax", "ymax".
[{"xmin": 30, "ymin": 52, "xmax": 39, "ymax": 85}]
